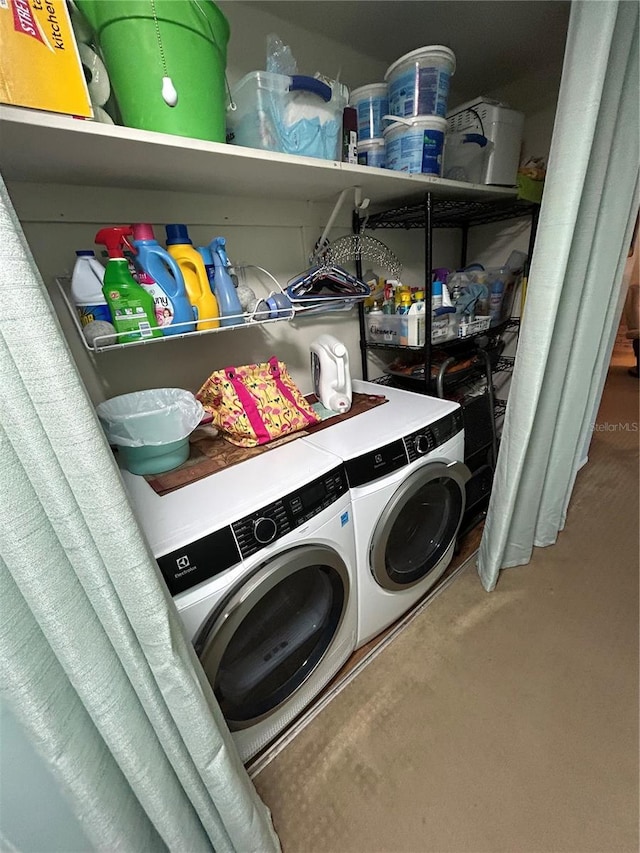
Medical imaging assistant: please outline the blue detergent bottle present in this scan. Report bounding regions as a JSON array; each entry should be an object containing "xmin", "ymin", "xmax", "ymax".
[
  {"xmin": 208, "ymin": 237, "xmax": 245, "ymax": 327},
  {"xmin": 130, "ymin": 223, "xmax": 195, "ymax": 335}
]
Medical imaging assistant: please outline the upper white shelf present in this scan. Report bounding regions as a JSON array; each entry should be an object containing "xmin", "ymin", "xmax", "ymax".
[{"xmin": 0, "ymin": 106, "xmax": 517, "ymax": 208}]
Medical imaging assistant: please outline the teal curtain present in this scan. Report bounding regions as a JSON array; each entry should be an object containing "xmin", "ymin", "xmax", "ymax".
[
  {"xmin": 478, "ymin": 0, "xmax": 639, "ymax": 590},
  {"xmin": 0, "ymin": 176, "xmax": 280, "ymax": 851}
]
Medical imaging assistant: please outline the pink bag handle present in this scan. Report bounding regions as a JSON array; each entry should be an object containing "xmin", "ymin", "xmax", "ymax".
[
  {"xmin": 267, "ymin": 357, "xmax": 317, "ymax": 426},
  {"xmin": 224, "ymin": 366, "xmax": 270, "ymax": 443}
]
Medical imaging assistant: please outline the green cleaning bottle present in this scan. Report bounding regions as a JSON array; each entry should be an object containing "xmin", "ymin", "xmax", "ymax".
[{"xmin": 95, "ymin": 227, "xmax": 161, "ymax": 343}]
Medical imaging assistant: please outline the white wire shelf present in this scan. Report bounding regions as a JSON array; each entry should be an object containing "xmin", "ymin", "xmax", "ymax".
[{"xmin": 56, "ymin": 272, "xmax": 363, "ymax": 353}]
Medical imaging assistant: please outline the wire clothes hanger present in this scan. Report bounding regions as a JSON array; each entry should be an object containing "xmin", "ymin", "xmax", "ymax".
[{"xmin": 286, "ymin": 264, "xmax": 371, "ymax": 303}]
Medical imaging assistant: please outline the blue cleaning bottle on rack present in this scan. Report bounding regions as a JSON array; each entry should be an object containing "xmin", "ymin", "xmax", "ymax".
[
  {"xmin": 130, "ymin": 223, "xmax": 195, "ymax": 336},
  {"xmin": 209, "ymin": 237, "xmax": 245, "ymax": 327}
]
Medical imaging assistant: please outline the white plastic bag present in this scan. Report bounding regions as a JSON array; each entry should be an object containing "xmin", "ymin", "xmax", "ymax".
[{"xmin": 96, "ymin": 388, "xmax": 204, "ymax": 447}]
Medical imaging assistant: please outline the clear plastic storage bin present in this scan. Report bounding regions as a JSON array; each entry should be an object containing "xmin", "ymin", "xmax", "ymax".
[
  {"xmin": 365, "ymin": 311, "xmax": 454, "ymax": 346},
  {"xmin": 226, "ymin": 71, "xmax": 346, "ymax": 161},
  {"xmin": 443, "ymin": 132, "xmax": 492, "ymax": 183},
  {"xmin": 448, "ymin": 267, "xmax": 517, "ymax": 326}
]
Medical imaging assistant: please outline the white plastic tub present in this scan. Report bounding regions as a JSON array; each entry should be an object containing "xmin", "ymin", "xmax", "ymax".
[
  {"xmin": 357, "ymin": 138, "xmax": 386, "ymax": 168},
  {"xmin": 385, "ymin": 45, "xmax": 455, "ymax": 119},
  {"xmin": 349, "ymin": 82, "xmax": 389, "ymax": 141},
  {"xmin": 383, "ymin": 116, "xmax": 447, "ymax": 175}
]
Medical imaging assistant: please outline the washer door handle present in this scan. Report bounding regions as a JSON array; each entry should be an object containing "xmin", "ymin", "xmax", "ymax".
[{"xmin": 447, "ymin": 459, "xmax": 472, "ymax": 484}]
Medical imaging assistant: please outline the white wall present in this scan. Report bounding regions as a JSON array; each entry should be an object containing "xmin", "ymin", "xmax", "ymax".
[
  {"xmin": 218, "ymin": 1, "xmax": 388, "ymax": 89},
  {"xmin": 486, "ymin": 62, "xmax": 563, "ymax": 163}
]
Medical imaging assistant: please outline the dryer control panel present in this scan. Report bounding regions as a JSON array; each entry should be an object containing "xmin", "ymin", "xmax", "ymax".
[
  {"xmin": 404, "ymin": 410, "xmax": 464, "ymax": 464},
  {"xmin": 345, "ymin": 409, "xmax": 464, "ymax": 488},
  {"xmin": 232, "ymin": 466, "xmax": 347, "ymax": 559}
]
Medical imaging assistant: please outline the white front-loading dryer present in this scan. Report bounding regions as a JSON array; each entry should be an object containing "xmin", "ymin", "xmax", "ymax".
[
  {"xmin": 302, "ymin": 380, "xmax": 470, "ymax": 649},
  {"xmin": 122, "ymin": 440, "xmax": 357, "ymax": 762}
]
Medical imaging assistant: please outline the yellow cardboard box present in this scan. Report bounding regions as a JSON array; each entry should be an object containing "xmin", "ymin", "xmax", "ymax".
[{"xmin": 0, "ymin": 0, "xmax": 92, "ymax": 117}]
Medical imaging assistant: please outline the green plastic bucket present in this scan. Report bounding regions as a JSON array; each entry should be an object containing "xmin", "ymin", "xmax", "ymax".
[{"xmin": 75, "ymin": 0, "xmax": 230, "ymax": 142}]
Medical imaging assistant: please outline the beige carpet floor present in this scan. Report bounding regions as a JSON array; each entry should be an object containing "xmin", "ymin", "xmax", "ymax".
[{"xmin": 255, "ymin": 360, "xmax": 639, "ymax": 853}]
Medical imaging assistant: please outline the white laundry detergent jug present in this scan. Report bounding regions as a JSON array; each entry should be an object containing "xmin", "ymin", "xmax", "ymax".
[{"xmin": 310, "ymin": 334, "xmax": 352, "ymax": 413}]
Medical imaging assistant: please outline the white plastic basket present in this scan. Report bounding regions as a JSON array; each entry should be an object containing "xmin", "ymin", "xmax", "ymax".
[
  {"xmin": 458, "ymin": 315, "xmax": 491, "ymax": 338},
  {"xmin": 431, "ymin": 315, "xmax": 450, "ymax": 341}
]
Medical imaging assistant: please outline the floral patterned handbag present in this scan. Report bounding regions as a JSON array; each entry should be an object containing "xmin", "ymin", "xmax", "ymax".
[{"xmin": 196, "ymin": 356, "xmax": 320, "ymax": 447}]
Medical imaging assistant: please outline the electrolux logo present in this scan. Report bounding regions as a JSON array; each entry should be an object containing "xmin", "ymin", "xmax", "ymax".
[{"xmin": 175, "ymin": 554, "xmax": 198, "ymax": 579}]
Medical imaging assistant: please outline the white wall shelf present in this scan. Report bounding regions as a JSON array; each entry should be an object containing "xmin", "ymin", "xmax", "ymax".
[
  {"xmin": 56, "ymin": 276, "xmax": 360, "ymax": 354},
  {"xmin": 0, "ymin": 106, "xmax": 517, "ymax": 208}
]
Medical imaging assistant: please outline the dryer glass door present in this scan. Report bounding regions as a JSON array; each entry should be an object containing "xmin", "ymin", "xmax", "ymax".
[
  {"xmin": 195, "ymin": 546, "xmax": 349, "ymax": 729},
  {"xmin": 371, "ymin": 461, "xmax": 469, "ymax": 590}
]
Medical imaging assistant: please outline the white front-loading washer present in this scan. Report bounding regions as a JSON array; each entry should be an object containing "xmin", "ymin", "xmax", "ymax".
[
  {"xmin": 303, "ymin": 380, "xmax": 470, "ymax": 649},
  {"xmin": 121, "ymin": 440, "xmax": 357, "ymax": 762}
]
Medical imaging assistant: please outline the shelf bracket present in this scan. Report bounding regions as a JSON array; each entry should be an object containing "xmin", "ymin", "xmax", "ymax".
[{"xmin": 312, "ymin": 186, "xmax": 370, "ymax": 261}]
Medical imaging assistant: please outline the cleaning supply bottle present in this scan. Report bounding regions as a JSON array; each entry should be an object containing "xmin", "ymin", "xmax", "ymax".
[
  {"xmin": 432, "ymin": 279, "xmax": 443, "ymax": 310},
  {"xmin": 396, "ymin": 291, "xmax": 412, "ymax": 346},
  {"xmin": 197, "ymin": 243, "xmax": 244, "ymax": 328},
  {"xmin": 165, "ymin": 224, "xmax": 220, "ymax": 330},
  {"xmin": 208, "ymin": 237, "xmax": 245, "ymax": 327},
  {"xmin": 489, "ymin": 277, "xmax": 505, "ymax": 323},
  {"xmin": 310, "ymin": 334, "xmax": 352, "ymax": 413},
  {"xmin": 407, "ymin": 291, "xmax": 426, "ymax": 346},
  {"xmin": 382, "ymin": 280, "xmax": 396, "ymax": 314},
  {"xmin": 396, "ymin": 291, "xmax": 412, "ymax": 314},
  {"xmin": 129, "ymin": 223, "xmax": 195, "ymax": 336},
  {"xmin": 95, "ymin": 227, "xmax": 161, "ymax": 343},
  {"xmin": 71, "ymin": 250, "xmax": 110, "ymax": 327}
]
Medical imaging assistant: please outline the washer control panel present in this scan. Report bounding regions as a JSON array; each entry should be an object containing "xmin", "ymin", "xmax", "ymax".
[
  {"xmin": 157, "ymin": 525, "xmax": 241, "ymax": 597},
  {"xmin": 345, "ymin": 438, "xmax": 408, "ymax": 488},
  {"xmin": 404, "ymin": 409, "xmax": 464, "ymax": 464},
  {"xmin": 232, "ymin": 465, "xmax": 347, "ymax": 559}
]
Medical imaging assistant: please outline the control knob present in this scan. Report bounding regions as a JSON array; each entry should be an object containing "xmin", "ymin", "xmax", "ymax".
[
  {"xmin": 414, "ymin": 433, "xmax": 432, "ymax": 455},
  {"xmin": 253, "ymin": 516, "xmax": 278, "ymax": 544}
]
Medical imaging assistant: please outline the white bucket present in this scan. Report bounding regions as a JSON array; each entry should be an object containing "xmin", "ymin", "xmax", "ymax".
[
  {"xmin": 385, "ymin": 45, "xmax": 455, "ymax": 119},
  {"xmin": 383, "ymin": 116, "xmax": 447, "ymax": 175},
  {"xmin": 349, "ymin": 82, "xmax": 389, "ymax": 141},
  {"xmin": 357, "ymin": 137, "xmax": 386, "ymax": 168}
]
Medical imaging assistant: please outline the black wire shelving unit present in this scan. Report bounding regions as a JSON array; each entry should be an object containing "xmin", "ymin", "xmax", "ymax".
[
  {"xmin": 355, "ymin": 192, "xmax": 539, "ymax": 396},
  {"xmin": 365, "ymin": 198, "xmax": 539, "ymax": 231}
]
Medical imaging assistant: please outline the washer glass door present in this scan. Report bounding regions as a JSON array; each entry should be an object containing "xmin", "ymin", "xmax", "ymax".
[
  {"xmin": 370, "ymin": 461, "xmax": 468, "ymax": 590},
  {"xmin": 195, "ymin": 546, "xmax": 348, "ymax": 729}
]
